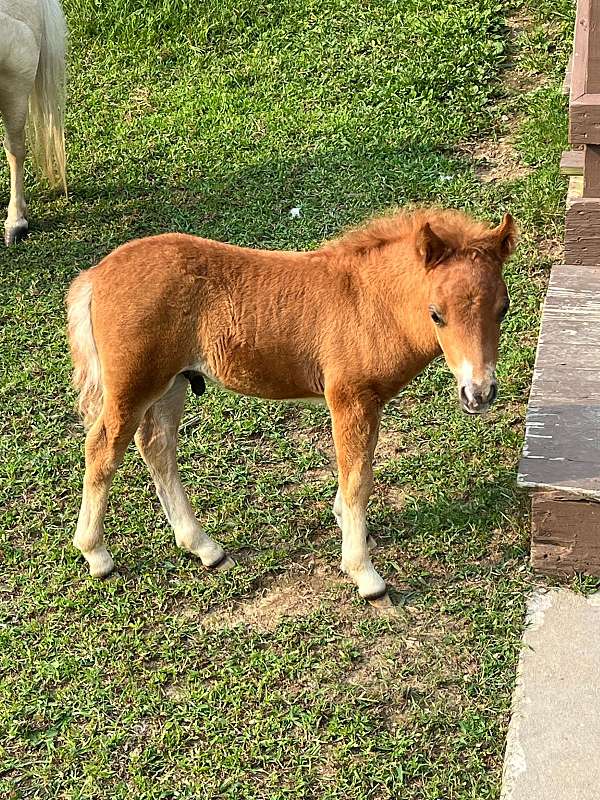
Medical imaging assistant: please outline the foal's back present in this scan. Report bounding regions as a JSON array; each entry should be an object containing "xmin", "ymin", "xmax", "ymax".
[{"xmin": 84, "ymin": 232, "xmax": 365, "ymax": 401}]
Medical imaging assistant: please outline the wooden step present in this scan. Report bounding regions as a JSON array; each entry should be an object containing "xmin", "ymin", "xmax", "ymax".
[
  {"xmin": 518, "ymin": 263, "xmax": 600, "ymax": 576},
  {"xmin": 560, "ymin": 149, "xmax": 584, "ymax": 176},
  {"xmin": 518, "ymin": 263, "xmax": 600, "ymax": 497}
]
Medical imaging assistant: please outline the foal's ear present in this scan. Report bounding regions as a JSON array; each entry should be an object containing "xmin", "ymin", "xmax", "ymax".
[
  {"xmin": 488, "ymin": 213, "xmax": 517, "ymax": 260},
  {"xmin": 417, "ymin": 222, "xmax": 452, "ymax": 270}
]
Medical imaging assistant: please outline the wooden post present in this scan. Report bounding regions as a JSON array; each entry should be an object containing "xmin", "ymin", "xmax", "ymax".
[
  {"xmin": 565, "ymin": 196, "xmax": 600, "ymax": 263},
  {"xmin": 583, "ymin": 144, "xmax": 600, "ymax": 195},
  {"xmin": 570, "ymin": 0, "xmax": 600, "ymax": 143}
]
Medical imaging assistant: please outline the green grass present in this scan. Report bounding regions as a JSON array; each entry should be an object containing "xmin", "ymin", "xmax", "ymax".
[{"xmin": 0, "ymin": 1, "xmax": 582, "ymax": 797}]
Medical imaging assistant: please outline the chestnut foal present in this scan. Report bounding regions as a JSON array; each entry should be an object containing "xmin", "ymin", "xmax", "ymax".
[{"xmin": 67, "ymin": 208, "xmax": 515, "ymax": 606}]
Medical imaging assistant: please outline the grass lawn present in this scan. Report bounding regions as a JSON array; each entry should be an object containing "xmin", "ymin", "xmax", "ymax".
[{"xmin": 0, "ymin": 1, "xmax": 583, "ymax": 797}]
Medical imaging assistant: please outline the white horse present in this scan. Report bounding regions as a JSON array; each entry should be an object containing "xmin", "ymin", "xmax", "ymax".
[{"xmin": 0, "ymin": 0, "xmax": 66, "ymax": 245}]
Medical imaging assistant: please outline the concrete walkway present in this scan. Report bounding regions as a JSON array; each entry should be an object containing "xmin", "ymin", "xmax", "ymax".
[{"xmin": 501, "ymin": 588, "xmax": 600, "ymax": 799}]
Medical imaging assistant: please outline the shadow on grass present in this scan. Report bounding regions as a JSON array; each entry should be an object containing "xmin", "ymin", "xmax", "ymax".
[
  {"xmin": 22, "ymin": 140, "xmax": 478, "ymax": 254},
  {"xmin": 368, "ymin": 464, "xmax": 528, "ymax": 581}
]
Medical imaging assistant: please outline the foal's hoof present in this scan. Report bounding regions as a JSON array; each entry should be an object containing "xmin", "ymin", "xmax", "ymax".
[
  {"xmin": 86, "ymin": 548, "xmax": 115, "ymax": 579},
  {"xmin": 4, "ymin": 220, "xmax": 28, "ymax": 246},
  {"xmin": 366, "ymin": 591, "xmax": 394, "ymax": 611},
  {"xmin": 206, "ymin": 553, "xmax": 235, "ymax": 572}
]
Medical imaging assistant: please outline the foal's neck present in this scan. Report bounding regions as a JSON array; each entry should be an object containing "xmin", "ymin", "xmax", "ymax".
[{"xmin": 355, "ymin": 241, "xmax": 438, "ymax": 352}]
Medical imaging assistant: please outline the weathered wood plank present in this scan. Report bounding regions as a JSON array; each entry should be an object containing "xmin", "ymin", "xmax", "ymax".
[
  {"xmin": 531, "ymin": 491, "xmax": 600, "ymax": 575},
  {"xmin": 565, "ymin": 197, "xmax": 600, "ymax": 263},
  {"xmin": 567, "ymin": 174, "xmax": 584, "ymax": 209},
  {"xmin": 518, "ymin": 263, "xmax": 600, "ymax": 497},
  {"xmin": 570, "ymin": 96, "xmax": 600, "ymax": 143},
  {"xmin": 588, "ymin": 0, "xmax": 600, "ymax": 93},
  {"xmin": 523, "ymin": 2, "xmax": 600, "ymax": 578},
  {"xmin": 570, "ymin": 0, "xmax": 591, "ymax": 102},
  {"xmin": 560, "ymin": 149, "xmax": 584, "ymax": 175}
]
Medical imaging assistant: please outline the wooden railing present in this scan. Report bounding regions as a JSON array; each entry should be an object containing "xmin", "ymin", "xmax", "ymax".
[{"xmin": 565, "ymin": 0, "xmax": 600, "ymax": 262}]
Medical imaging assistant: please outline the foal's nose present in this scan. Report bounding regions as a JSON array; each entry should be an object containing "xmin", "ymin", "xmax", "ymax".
[{"xmin": 460, "ymin": 380, "xmax": 497, "ymax": 414}]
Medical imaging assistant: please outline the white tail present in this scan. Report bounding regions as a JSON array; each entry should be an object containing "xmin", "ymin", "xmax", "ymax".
[
  {"xmin": 67, "ymin": 274, "xmax": 103, "ymax": 428},
  {"xmin": 28, "ymin": 0, "xmax": 67, "ymax": 193}
]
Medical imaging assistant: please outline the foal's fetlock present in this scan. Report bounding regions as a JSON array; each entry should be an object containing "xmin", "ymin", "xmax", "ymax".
[
  {"xmin": 82, "ymin": 547, "xmax": 115, "ymax": 579},
  {"xmin": 206, "ymin": 552, "xmax": 236, "ymax": 571}
]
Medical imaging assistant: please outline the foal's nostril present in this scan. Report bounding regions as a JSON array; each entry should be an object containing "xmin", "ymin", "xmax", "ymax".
[
  {"xmin": 460, "ymin": 386, "xmax": 469, "ymax": 406},
  {"xmin": 488, "ymin": 383, "xmax": 498, "ymax": 405}
]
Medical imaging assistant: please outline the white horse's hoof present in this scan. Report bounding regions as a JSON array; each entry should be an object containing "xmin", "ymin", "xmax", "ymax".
[
  {"xmin": 4, "ymin": 219, "xmax": 28, "ymax": 246},
  {"xmin": 85, "ymin": 547, "xmax": 115, "ymax": 579}
]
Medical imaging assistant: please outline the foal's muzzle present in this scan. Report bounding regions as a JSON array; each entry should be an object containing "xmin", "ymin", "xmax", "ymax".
[{"xmin": 459, "ymin": 380, "xmax": 497, "ymax": 415}]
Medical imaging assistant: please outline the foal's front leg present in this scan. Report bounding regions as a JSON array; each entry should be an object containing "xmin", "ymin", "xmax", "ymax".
[
  {"xmin": 327, "ymin": 385, "xmax": 389, "ymax": 605},
  {"xmin": 333, "ymin": 487, "xmax": 377, "ymax": 551}
]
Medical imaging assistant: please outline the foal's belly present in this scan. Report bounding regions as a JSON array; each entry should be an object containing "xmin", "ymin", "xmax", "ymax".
[{"xmin": 189, "ymin": 349, "xmax": 324, "ymax": 402}]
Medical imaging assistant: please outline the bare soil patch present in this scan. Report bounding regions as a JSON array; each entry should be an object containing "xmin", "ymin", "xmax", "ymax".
[
  {"xmin": 468, "ymin": 138, "xmax": 533, "ymax": 183},
  {"xmin": 199, "ymin": 561, "xmax": 344, "ymax": 632}
]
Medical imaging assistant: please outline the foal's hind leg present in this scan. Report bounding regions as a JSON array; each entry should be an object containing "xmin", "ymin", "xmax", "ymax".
[
  {"xmin": 135, "ymin": 377, "xmax": 234, "ymax": 570},
  {"xmin": 73, "ymin": 400, "xmax": 143, "ymax": 577},
  {"xmin": 0, "ymin": 88, "xmax": 30, "ymax": 245}
]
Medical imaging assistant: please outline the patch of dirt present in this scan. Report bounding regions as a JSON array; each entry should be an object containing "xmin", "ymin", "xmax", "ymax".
[
  {"xmin": 346, "ymin": 633, "xmax": 398, "ymax": 690},
  {"xmin": 504, "ymin": 11, "xmax": 552, "ymax": 94},
  {"xmin": 538, "ymin": 236, "xmax": 564, "ymax": 263},
  {"xmin": 200, "ymin": 561, "xmax": 343, "ymax": 632},
  {"xmin": 303, "ymin": 467, "xmax": 335, "ymax": 482},
  {"xmin": 383, "ymin": 485, "xmax": 409, "ymax": 510},
  {"xmin": 468, "ymin": 138, "xmax": 532, "ymax": 184},
  {"xmin": 375, "ymin": 426, "xmax": 410, "ymax": 462}
]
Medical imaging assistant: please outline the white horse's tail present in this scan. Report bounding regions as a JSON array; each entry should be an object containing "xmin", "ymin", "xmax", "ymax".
[{"xmin": 28, "ymin": 0, "xmax": 67, "ymax": 193}]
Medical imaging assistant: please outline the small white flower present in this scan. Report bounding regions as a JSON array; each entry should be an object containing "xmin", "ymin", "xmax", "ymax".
[{"xmin": 289, "ymin": 207, "xmax": 301, "ymax": 218}]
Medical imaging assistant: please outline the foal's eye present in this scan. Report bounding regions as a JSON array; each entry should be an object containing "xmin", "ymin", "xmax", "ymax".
[
  {"xmin": 499, "ymin": 299, "xmax": 510, "ymax": 321},
  {"xmin": 429, "ymin": 305, "xmax": 445, "ymax": 326}
]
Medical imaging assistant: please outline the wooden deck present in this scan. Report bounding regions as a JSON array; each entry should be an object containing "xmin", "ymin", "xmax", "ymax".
[
  {"xmin": 518, "ymin": 0, "xmax": 600, "ymax": 576},
  {"xmin": 518, "ymin": 264, "xmax": 600, "ymax": 498}
]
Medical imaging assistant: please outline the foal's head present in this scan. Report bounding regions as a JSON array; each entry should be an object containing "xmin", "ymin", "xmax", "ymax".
[{"xmin": 417, "ymin": 213, "xmax": 516, "ymax": 414}]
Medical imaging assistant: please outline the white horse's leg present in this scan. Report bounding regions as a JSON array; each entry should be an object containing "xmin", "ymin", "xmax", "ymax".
[
  {"xmin": 1, "ymin": 88, "xmax": 30, "ymax": 245},
  {"xmin": 135, "ymin": 377, "xmax": 234, "ymax": 571}
]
